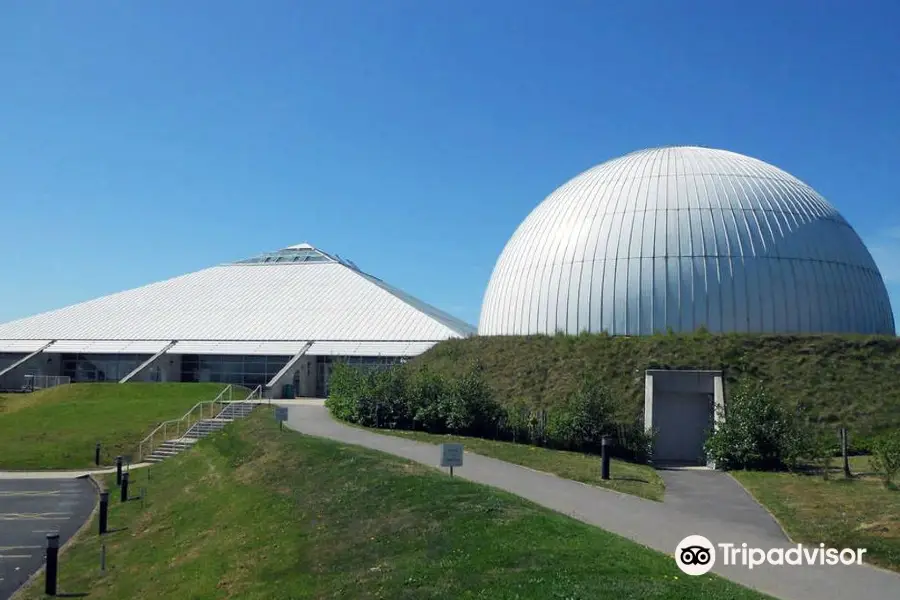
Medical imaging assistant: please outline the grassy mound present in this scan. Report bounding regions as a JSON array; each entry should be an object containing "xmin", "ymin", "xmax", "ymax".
[
  {"xmin": 733, "ymin": 467, "xmax": 900, "ymax": 572},
  {"xmin": 20, "ymin": 412, "xmax": 770, "ymax": 600},
  {"xmin": 409, "ymin": 333, "xmax": 900, "ymax": 435},
  {"xmin": 367, "ymin": 427, "xmax": 665, "ymax": 501},
  {"xmin": 0, "ymin": 383, "xmax": 234, "ymax": 470}
]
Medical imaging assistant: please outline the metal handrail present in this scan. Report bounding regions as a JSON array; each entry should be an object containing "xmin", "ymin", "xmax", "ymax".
[
  {"xmin": 138, "ymin": 384, "xmax": 233, "ymax": 461},
  {"xmin": 137, "ymin": 384, "xmax": 270, "ymax": 461},
  {"xmin": 212, "ymin": 385, "xmax": 264, "ymax": 418}
]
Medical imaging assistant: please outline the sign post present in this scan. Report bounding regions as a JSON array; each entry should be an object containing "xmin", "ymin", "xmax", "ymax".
[
  {"xmin": 274, "ymin": 407, "xmax": 288, "ymax": 431},
  {"xmin": 439, "ymin": 443, "xmax": 464, "ymax": 477}
]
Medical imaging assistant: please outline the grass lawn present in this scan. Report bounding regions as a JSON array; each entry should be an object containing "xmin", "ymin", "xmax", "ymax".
[
  {"xmin": 366, "ymin": 427, "xmax": 665, "ymax": 501},
  {"xmin": 732, "ymin": 467, "xmax": 900, "ymax": 572},
  {"xmin": 0, "ymin": 383, "xmax": 237, "ymax": 470},
  {"xmin": 18, "ymin": 412, "xmax": 770, "ymax": 600}
]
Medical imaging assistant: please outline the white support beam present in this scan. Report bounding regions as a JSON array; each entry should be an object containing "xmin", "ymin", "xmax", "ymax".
[
  {"xmin": 266, "ymin": 341, "xmax": 313, "ymax": 391},
  {"xmin": 0, "ymin": 341, "xmax": 54, "ymax": 379},
  {"xmin": 119, "ymin": 341, "xmax": 177, "ymax": 383}
]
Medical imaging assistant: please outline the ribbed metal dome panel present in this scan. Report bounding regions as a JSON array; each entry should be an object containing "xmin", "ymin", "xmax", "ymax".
[{"xmin": 479, "ymin": 146, "xmax": 895, "ymax": 336}]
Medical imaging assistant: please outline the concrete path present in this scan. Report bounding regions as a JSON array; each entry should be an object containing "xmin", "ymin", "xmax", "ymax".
[
  {"xmin": 658, "ymin": 467, "xmax": 788, "ymax": 540},
  {"xmin": 0, "ymin": 463, "xmax": 153, "ymax": 480},
  {"xmin": 0, "ymin": 478, "xmax": 95, "ymax": 600},
  {"xmin": 283, "ymin": 403, "xmax": 900, "ymax": 600},
  {"xmin": 268, "ymin": 398, "xmax": 325, "ymax": 406}
]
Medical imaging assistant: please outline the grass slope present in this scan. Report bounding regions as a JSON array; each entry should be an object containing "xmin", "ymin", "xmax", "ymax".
[
  {"xmin": 21, "ymin": 412, "xmax": 771, "ymax": 600},
  {"xmin": 369, "ymin": 427, "xmax": 665, "ymax": 501},
  {"xmin": 410, "ymin": 333, "xmax": 900, "ymax": 434},
  {"xmin": 733, "ymin": 469, "xmax": 900, "ymax": 572},
  {"xmin": 0, "ymin": 383, "xmax": 233, "ymax": 470}
]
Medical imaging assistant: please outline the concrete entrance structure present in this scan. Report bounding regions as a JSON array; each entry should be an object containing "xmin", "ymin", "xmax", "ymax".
[{"xmin": 644, "ymin": 369, "xmax": 724, "ymax": 467}]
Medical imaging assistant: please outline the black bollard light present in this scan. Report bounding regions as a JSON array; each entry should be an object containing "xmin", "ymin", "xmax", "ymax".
[
  {"xmin": 115, "ymin": 456, "xmax": 123, "ymax": 486},
  {"xmin": 95, "ymin": 442, "xmax": 101, "ymax": 466},
  {"xmin": 99, "ymin": 491, "xmax": 109, "ymax": 535},
  {"xmin": 601, "ymin": 435, "xmax": 613, "ymax": 481},
  {"xmin": 120, "ymin": 472, "xmax": 129, "ymax": 503},
  {"xmin": 45, "ymin": 533, "xmax": 60, "ymax": 596}
]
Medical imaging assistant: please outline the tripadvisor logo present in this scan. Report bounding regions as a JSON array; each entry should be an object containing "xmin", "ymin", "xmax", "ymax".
[
  {"xmin": 675, "ymin": 535, "xmax": 716, "ymax": 575},
  {"xmin": 674, "ymin": 535, "xmax": 868, "ymax": 575}
]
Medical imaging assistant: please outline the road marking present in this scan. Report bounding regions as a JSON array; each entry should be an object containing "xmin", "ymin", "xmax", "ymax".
[
  {"xmin": 0, "ymin": 554, "xmax": 33, "ymax": 559},
  {"xmin": 0, "ymin": 546, "xmax": 42, "ymax": 551},
  {"xmin": 31, "ymin": 530, "xmax": 59, "ymax": 534},
  {"xmin": 0, "ymin": 512, "xmax": 70, "ymax": 521},
  {"xmin": 0, "ymin": 490, "xmax": 61, "ymax": 497}
]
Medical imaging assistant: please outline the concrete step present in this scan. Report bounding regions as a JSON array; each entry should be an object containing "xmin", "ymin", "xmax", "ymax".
[
  {"xmin": 187, "ymin": 422, "xmax": 228, "ymax": 430},
  {"xmin": 158, "ymin": 444, "xmax": 193, "ymax": 452},
  {"xmin": 186, "ymin": 427, "xmax": 226, "ymax": 435}
]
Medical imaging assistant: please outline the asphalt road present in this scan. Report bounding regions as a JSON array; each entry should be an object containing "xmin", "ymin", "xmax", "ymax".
[{"xmin": 0, "ymin": 478, "xmax": 95, "ymax": 600}]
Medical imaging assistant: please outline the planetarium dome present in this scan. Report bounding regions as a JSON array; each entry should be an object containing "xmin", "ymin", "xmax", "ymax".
[{"xmin": 479, "ymin": 146, "xmax": 895, "ymax": 336}]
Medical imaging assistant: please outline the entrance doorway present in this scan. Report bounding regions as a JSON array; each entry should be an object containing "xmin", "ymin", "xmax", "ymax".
[{"xmin": 644, "ymin": 370, "xmax": 723, "ymax": 467}]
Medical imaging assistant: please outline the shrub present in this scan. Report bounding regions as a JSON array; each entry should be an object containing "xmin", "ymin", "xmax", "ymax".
[
  {"xmin": 704, "ymin": 379, "xmax": 814, "ymax": 470},
  {"xmin": 325, "ymin": 362, "xmax": 365, "ymax": 422},
  {"xmin": 803, "ymin": 428, "xmax": 838, "ymax": 480},
  {"xmin": 407, "ymin": 367, "xmax": 449, "ymax": 432},
  {"xmin": 870, "ymin": 431, "xmax": 900, "ymax": 488},
  {"xmin": 442, "ymin": 369, "xmax": 486, "ymax": 432},
  {"xmin": 327, "ymin": 364, "xmax": 652, "ymax": 462}
]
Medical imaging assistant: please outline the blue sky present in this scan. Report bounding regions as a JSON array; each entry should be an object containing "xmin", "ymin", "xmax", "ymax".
[{"xmin": 1, "ymin": 1, "xmax": 898, "ymax": 329}]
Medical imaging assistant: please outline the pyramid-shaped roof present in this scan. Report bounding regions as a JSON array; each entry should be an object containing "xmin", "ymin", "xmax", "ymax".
[{"xmin": 0, "ymin": 244, "xmax": 475, "ymax": 351}]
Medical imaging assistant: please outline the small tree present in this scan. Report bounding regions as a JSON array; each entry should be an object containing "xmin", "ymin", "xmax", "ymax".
[
  {"xmin": 704, "ymin": 379, "xmax": 812, "ymax": 470},
  {"xmin": 870, "ymin": 431, "xmax": 900, "ymax": 488},
  {"xmin": 804, "ymin": 428, "xmax": 837, "ymax": 480}
]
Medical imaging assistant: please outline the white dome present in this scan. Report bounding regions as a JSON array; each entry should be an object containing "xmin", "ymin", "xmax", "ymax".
[{"xmin": 479, "ymin": 146, "xmax": 895, "ymax": 336}]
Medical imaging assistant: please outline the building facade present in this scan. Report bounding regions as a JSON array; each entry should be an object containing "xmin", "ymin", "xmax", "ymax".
[{"xmin": 0, "ymin": 244, "xmax": 474, "ymax": 395}]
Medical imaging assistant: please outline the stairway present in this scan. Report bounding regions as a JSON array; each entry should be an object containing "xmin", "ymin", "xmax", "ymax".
[
  {"xmin": 145, "ymin": 438, "xmax": 197, "ymax": 463},
  {"xmin": 145, "ymin": 402, "xmax": 258, "ymax": 464},
  {"xmin": 216, "ymin": 401, "xmax": 255, "ymax": 420}
]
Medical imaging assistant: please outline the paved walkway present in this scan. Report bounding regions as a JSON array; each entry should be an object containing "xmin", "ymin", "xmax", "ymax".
[
  {"xmin": 0, "ymin": 463, "xmax": 153, "ymax": 480},
  {"xmin": 657, "ymin": 467, "xmax": 789, "ymax": 540},
  {"xmin": 283, "ymin": 403, "xmax": 900, "ymax": 600}
]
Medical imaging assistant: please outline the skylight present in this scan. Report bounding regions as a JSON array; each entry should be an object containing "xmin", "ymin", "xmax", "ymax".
[{"xmin": 233, "ymin": 245, "xmax": 337, "ymax": 265}]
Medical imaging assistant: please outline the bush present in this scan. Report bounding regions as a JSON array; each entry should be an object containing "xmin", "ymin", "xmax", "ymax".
[
  {"xmin": 870, "ymin": 431, "xmax": 900, "ymax": 488},
  {"xmin": 442, "ymin": 369, "xmax": 500, "ymax": 435},
  {"xmin": 566, "ymin": 377, "xmax": 616, "ymax": 452},
  {"xmin": 804, "ymin": 428, "xmax": 838, "ymax": 480},
  {"xmin": 325, "ymin": 362, "xmax": 366, "ymax": 422},
  {"xmin": 407, "ymin": 367, "xmax": 448, "ymax": 431},
  {"xmin": 326, "ymin": 364, "xmax": 654, "ymax": 462},
  {"xmin": 704, "ymin": 379, "xmax": 815, "ymax": 470}
]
